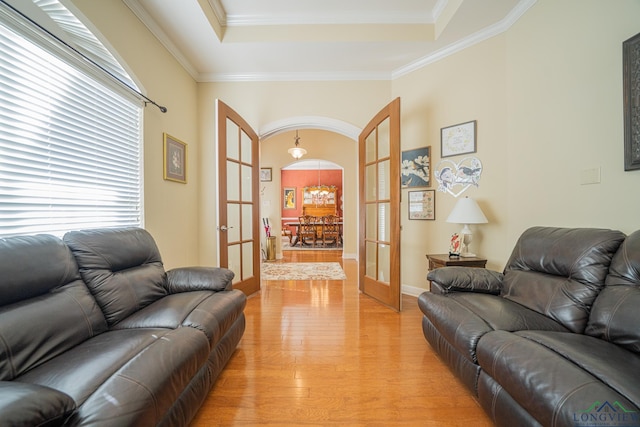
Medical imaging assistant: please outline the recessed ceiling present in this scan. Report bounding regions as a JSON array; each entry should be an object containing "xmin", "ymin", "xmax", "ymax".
[{"xmin": 123, "ymin": 0, "xmax": 536, "ymax": 82}]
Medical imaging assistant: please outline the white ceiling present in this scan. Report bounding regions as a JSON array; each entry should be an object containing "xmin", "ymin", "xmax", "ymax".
[{"xmin": 123, "ymin": 0, "xmax": 536, "ymax": 82}]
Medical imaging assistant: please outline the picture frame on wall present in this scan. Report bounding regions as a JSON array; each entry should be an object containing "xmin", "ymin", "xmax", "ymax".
[
  {"xmin": 408, "ymin": 189, "xmax": 435, "ymax": 220},
  {"xmin": 260, "ymin": 167, "xmax": 272, "ymax": 182},
  {"xmin": 163, "ymin": 133, "xmax": 187, "ymax": 183},
  {"xmin": 401, "ymin": 146, "xmax": 431, "ymax": 188},
  {"xmin": 623, "ymin": 31, "xmax": 640, "ymax": 171},
  {"xmin": 283, "ymin": 187, "xmax": 296, "ymax": 209},
  {"xmin": 441, "ymin": 120, "xmax": 476, "ymax": 158}
]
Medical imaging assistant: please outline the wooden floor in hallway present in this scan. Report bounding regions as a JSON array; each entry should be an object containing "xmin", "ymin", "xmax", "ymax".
[{"xmin": 191, "ymin": 250, "xmax": 492, "ymax": 426}]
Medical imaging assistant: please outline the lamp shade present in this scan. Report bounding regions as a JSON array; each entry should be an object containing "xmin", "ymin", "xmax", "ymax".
[{"xmin": 446, "ymin": 197, "xmax": 488, "ymax": 224}]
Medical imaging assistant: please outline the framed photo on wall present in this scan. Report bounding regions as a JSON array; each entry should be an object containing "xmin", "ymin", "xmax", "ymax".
[
  {"xmin": 441, "ymin": 120, "xmax": 476, "ymax": 158},
  {"xmin": 163, "ymin": 133, "xmax": 187, "ymax": 183},
  {"xmin": 283, "ymin": 187, "xmax": 296, "ymax": 209},
  {"xmin": 408, "ymin": 189, "xmax": 435, "ymax": 220},
  {"xmin": 260, "ymin": 167, "xmax": 272, "ymax": 181},
  {"xmin": 624, "ymin": 31, "xmax": 640, "ymax": 171}
]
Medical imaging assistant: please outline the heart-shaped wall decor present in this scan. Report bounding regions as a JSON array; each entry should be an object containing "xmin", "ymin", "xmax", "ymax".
[{"xmin": 434, "ymin": 157, "xmax": 482, "ymax": 197}]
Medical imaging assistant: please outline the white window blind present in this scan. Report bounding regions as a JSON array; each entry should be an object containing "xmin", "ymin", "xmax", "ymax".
[{"xmin": 0, "ymin": 15, "xmax": 142, "ymax": 237}]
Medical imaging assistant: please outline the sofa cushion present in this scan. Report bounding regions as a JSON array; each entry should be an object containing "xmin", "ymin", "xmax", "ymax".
[
  {"xmin": 418, "ymin": 292, "xmax": 568, "ymax": 364},
  {"xmin": 477, "ymin": 330, "xmax": 640, "ymax": 426},
  {"xmin": 586, "ymin": 229, "xmax": 640, "ymax": 354},
  {"xmin": 501, "ymin": 226, "xmax": 625, "ymax": 333},
  {"xmin": 113, "ymin": 289, "xmax": 247, "ymax": 347},
  {"xmin": 0, "ymin": 234, "xmax": 107, "ymax": 381},
  {"xmin": 0, "ymin": 382, "xmax": 76, "ymax": 427},
  {"xmin": 18, "ymin": 327, "xmax": 210, "ymax": 425},
  {"xmin": 64, "ymin": 228, "xmax": 168, "ymax": 326}
]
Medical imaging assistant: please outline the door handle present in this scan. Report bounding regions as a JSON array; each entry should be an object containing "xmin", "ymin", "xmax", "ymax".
[{"xmin": 218, "ymin": 225, "xmax": 234, "ymax": 231}]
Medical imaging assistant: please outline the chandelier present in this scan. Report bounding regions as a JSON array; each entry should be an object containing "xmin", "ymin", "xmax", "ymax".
[{"xmin": 287, "ymin": 130, "xmax": 307, "ymax": 159}]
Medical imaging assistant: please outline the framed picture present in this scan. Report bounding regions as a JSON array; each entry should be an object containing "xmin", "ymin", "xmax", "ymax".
[
  {"xmin": 163, "ymin": 133, "xmax": 187, "ymax": 183},
  {"xmin": 260, "ymin": 167, "xmax": 272, "ymax": 182},
  {"xmin": 408, "ymin": 190, "xmax": 435, "ymax": 220},
  {"xmin": 623, "ymin": 31, "xmax": 640, "ymax": 171},
  {"xmin": 401, "ymin": 146, "xmax": 431, "ymax": 188},
  {"xmin": 283, "ymin": 187, "xmax": 296, "ymax": 209},
  {"xmin": 441, "ymin": 120, "xmax": 477, "ymax": 158}
]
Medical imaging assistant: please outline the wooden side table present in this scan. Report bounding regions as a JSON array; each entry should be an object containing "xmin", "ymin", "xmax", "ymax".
[{"xmin": 426, "ymin": 253, "xmax": 487, "ymax": 270}]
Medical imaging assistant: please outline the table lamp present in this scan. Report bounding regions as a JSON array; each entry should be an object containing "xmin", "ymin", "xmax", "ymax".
[{"xmin": 446, "ymin": 196, "xmax": 488, "ymax": 257}]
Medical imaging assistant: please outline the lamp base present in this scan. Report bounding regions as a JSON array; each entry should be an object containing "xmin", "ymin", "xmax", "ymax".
[{"xmin": 460, "ymin": 252, "xmax": 477, "ymax": 258}]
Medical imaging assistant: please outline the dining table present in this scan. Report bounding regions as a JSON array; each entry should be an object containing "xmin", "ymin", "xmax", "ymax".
[{"xmin": 285, "ymin": 221, "xmax": 343, "ymax": 247}]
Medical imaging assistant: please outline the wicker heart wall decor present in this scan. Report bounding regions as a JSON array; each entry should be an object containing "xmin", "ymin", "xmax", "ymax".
[{"xmin": 434, "ymin": 157, "xmax": 482, "ymax": 198}]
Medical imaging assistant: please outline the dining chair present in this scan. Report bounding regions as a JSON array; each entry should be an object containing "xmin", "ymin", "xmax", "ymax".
[
  {"xmin": 321, "ymin": 215, "xmax": 341, "ymax": 247},
  {"xmin": 298, "ymin": 215, "xmax": 317, "ymax": 246}
]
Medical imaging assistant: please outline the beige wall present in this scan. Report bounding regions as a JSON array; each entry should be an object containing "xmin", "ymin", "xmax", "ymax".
[
  {"xmin": 70, "ymin": 0, "xmax": 640, "ymax": 294},
  {"xmin": 505, "ymin": 0, "xmax": 640, "ymax": 241},
  {"xmin": 392, "ymin": 35, "xmax": 509, "ymax": 292},
  {"xmin": 393, "ymin": 0, "xmax": 640, "ymax": 293},
  {"xmin": 71, "ymin": 0, "xmax": 200, "ymax": 269}
]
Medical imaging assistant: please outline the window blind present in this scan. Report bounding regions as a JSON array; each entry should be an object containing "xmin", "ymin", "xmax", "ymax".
[{"xmin": 0, "ymin": 17, "xmax": 142, "ymax": 237}]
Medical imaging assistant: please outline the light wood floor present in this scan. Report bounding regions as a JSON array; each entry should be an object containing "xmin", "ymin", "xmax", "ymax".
[{"xmin": 191, "ymin": 250, "xmax": 492, "ymax": 426}]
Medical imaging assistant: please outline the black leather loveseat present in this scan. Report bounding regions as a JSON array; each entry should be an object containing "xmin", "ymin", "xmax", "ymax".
[
  {"xmin": 0, "ymin": 227, "xmax": 246, "ymax": 426},
  {"xmin": 418, "ymin": 227, "xmax": 640, "ymax": 426}
]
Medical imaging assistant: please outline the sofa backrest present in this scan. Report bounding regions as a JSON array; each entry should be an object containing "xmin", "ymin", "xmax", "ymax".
[
  {"xmin": 0, "ymin": 234, "xmax": 107, "ymax": 381},
  {"xmin": 63, "ymin": 227, "xmax": 167, "ymax": 327},
  {"xmin": 501, "ymin": 226, "xmax": 626, "ymax": 333},
  {"xmin": 585, "ymin": 229, "xmax": 640, "ymax": 354}
]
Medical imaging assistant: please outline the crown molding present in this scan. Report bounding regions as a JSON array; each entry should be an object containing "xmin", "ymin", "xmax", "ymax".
[
  {"xmin": 197, "ymin": 71, "xmax": 391, "ymax": 83},
  {"xmin": 393, "ymin": 0, "xmax": 537, "ymax": 79},
  {"xmin": 122, "ymin": 0, "xmax": 199, "ymax": 80}
]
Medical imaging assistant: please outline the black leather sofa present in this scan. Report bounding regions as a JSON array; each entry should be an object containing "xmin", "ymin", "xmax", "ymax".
[
  {"xmin": 0, "ymin": 227, "xmax": 246, "ymax": 426},
  {"xmin": 418, "ymin": 227, "xmax": 640, "ymax": 426}
]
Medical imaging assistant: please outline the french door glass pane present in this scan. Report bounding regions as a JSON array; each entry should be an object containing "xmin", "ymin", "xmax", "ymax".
[
  {"xmin": 365, "ymin": 164, "xmax": 377, "ymax": 202},
  {"xmin": 378, "ymin": 160, "xmax": 390, "ymax": 200},
  {"xmin": 241, "ymin": 130, "xmax": 252, "ymax": 164},
  {"xmin": 365, "ymin": 241, "xmax": 377, "ymax": 278},
  {"xmin": 378, "ymin": 118, "xmax": 390, "ymax": 159},
  {"xmin": 366, "ymin": 204, "xmax": 377, "ymax": 240},
  {"xmin": 242, "ymin": 242, "xmax": 253, "ymax": 279},
  {"xmin": 227, "ymin": 244, "xmax": 241, "ymax": 284},
  {"xmin": 227, "ymin": 161, "xmax": 240, "ymax": 201},
  {"xmin": 227, "ymin": 203, "xmax": 240, "ymax": 242},
  {"xmin": 378, "ymin": 243, "xmax": 391, "ymax": 284},
  {"xmin": 379, "ymin": 203, "xmax": 390, "ymax": 242},
  {"xmin": 227, "ymin": 120, "xmax": 239, "ymax": 160},
  {"xmin": 365, "ymin": 130, "xmax": 376, "ymax": 163},
  {"xmin": 241, "ymin": 165, "xmax": 252, "ymax": 202},
  {"xmin": 242, "ymin": 204, "xmax": 253, "ymax": 240}
]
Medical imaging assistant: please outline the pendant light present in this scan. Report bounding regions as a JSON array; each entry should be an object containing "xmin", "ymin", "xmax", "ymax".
[{"xmin": 287, "ymin": 130, "xmax": 307, "ymax": 159}]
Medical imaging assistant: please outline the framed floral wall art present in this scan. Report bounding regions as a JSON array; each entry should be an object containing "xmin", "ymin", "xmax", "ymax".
[
  {"xmin": 401, "ymin": 146, "xmax": 431, "ymax": 188},
  {"xmin": 441, "ymin": 120, "xmax": 476, "ymax": 158},
  {"xmin": 163, "ymin": 133, "xmax": 187, "ymax": 183}
]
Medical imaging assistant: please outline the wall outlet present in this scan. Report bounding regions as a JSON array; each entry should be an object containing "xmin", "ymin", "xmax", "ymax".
[{"xmin": 580, "ymin": 167, "xmax": 601, "ymax": 185}]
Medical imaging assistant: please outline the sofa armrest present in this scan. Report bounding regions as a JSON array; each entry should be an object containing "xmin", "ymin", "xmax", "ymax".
[
  {"xmin": 165, "ymin": 267, "xmax": 235, "ymax": 293},
  {"xmin": 0, "ymin": 382, "xmax": 76, "ymax": 427},
  {"xmin": 427, "ymin": 266, "xmax": 504, "ymax": 294}
]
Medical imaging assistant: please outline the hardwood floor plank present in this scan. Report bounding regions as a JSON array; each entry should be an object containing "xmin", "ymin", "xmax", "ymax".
[{"xmin": 191, "ymin": 251, "xmax": 492, "ymax": 426}]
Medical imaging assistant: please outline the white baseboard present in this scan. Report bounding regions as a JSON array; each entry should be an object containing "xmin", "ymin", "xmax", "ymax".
[{"xmin": 402, "ymin": 284, "xmax": 428, "ymax": 298}]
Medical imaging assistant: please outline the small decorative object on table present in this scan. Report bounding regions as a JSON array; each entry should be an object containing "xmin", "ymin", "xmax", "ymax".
[{"xmin": 449, "ymin": 233, "xmax": 461, "ymax": 258}]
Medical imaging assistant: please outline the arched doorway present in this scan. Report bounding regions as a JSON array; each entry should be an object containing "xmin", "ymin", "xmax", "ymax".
[{"xmin": 258, "ymin": 125, "xmax": 357, "ymax": 260}]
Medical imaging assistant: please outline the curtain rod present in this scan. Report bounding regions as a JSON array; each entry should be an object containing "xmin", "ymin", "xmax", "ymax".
[{"xmin": 1, "ymin": 0, "xmax": 167, "ymax": 113}]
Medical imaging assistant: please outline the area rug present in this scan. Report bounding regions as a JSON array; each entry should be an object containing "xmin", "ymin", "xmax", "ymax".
[{"xmin": 261, "ymin": 262, "xmax": 347, "ymax": 281}]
